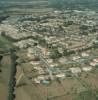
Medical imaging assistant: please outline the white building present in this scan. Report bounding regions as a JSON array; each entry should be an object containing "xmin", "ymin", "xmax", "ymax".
[
  {"xmin": 59, "ymin": 57, "xmax": 67, "ymax": 64},
  {"xmin": 82, "ymin": 67, "xmax": 92, "ymax": 72},
  {"xmin": 72, "ymin": 56, "xmax": 81, "ymax": 61},
  {"xmin": 93, "ymin": 58, "xmax": 98, "ymax": 63},
  {"xmin": 55, "ymin": 73, "xmax": 65, "ymax": 79},
  {"xmin": 69, "ymin": 67, "xmax": 81, "ymax": 74},
  {"xmin": 90, "ymin": 62, "xmax": 97, "ymax": 66},
  {"xmin": 81, "ymin": 52, "xmax": 89, "ymax": 57},
  {"xmin": 46, "ymin": 59, "xmax": 53, "ymax": 64}
]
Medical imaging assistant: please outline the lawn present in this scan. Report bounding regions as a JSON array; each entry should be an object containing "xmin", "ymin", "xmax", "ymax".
[{"xmin": 0, "ymin": 36, "xmax": 13, "ymax": 49}]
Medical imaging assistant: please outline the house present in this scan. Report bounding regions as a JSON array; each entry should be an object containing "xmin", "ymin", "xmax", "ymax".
[
  {"xmin": 93, "ymin": 58, "xmax": 98, "ymax": 63},
  {"xmin": 41, "ymin": 48, "xmax": 51, "ymax": 57},
  {"xmin": 38, "ymin": 69, "xmax": 45, "ymax": 74},
  {"xmin": 82, "ymin": 67, "xmax": 92, "ymax": 72},
  {"xmin": 33, "ymin": 66, "xmax": 45, "ymax": 74},
  {"xmin": 59, "ymin": 57, "xmax": 67, "ymax": 64},
  {"xmin": 37, "ymin": 75, "xmax": 49, "ymax": 82},
  {"xmin": 42, "ymin": 80, "xmax": 50, "ymax": 85},
  {"xmin": 81, "ymin": 52, "xmax": 89, "ymax": 57},
  {"xmin": 69, "ymin": 67, "xmax": 81, "ymax": 74},
  {"xmin": 72, "ymin": 56, "xmax": 81, "ymax": 61},
  {"xmin": 54, "ymin": 10, "xmax": 62, "ymax": 14},
  {"xmin": 90, "ymin": 62, "xmax": 97, "ymax": 66},
  {"xmin": 58, "ymin": 47, "xmax": 64, "ymax": 54},
  {"xmin": 27, "ymin": 53, "xmax": 32, "ymax": 58},
  {"xmin": 33, "ymin": 66, "xmax": 43, "ymax": 70},
  {"xmin": 28, "ymin": 48, "xmax": 34, "ymax": 54},
  {"xmin": 33, "ymin": 78, "xmax": 40, "ymax": 84},
  {"xmin": 37, "ymin": 75, "xmax": 45, "ymax": 80},
  {"xmin": 50, "ymin": 63, "xmax": 58, "ymax": 68},
  {"xmin": 27, "ymin": 53, "xmax": 35, "ymax": 59},
  {"xmin": 30, "ymin": 61, "xmax": 40, "ymax": 65},
  {"xmin": 46, "ymin": 58, "xmax": 53, "ymax": 64},
  {"xmin": 55, "ymin": 73, "xmax": 65, "ymax": 79}
]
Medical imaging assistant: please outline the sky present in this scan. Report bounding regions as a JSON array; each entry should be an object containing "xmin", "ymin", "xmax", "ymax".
[
  {"xmin": 0, "ymin": 0, "xmax": 96, "ymax": 2},
  {"xmin": 0, "ymin": 0, "xmax": 33, "ymax": 3}
]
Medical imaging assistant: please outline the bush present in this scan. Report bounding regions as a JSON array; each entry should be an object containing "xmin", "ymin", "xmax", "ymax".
[
  {"xmin": 50, "ymin": 49, "xmax": 62, "ymax": 59},
  {"xmin": 8, "ymin": 50, "xmax": 17, "ymax": 100}
]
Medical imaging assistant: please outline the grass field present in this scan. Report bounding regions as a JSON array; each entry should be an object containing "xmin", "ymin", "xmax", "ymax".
[
  {"xmin": 0, "ymin": 36, "xmax": 14, "ymax": 49},
  {"xmin": 0, "ymin": 56, "xmax": 11, "ymax": 100}
]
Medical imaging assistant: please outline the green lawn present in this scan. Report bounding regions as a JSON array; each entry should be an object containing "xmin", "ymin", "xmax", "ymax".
[{"xmin": 0, "ymin": 36, "xmax": 13, "ymax": 49}]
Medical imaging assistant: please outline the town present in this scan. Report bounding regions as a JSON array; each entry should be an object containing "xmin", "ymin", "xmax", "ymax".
[{"xmin": 0, "ymin": 7, "xmax": 98, "ymax": 100}]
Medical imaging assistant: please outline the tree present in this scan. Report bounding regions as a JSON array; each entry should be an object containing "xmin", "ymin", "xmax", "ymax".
[
  {"xmin": 63, "ymin": 49, "xmax": 75, "ymax": 56},
  {"xmin": 8, "ymin": 49, "xmax": 18, "ymax": 100},
  {"xmin": 50, "ymin": 49, "xmax": 62, "ymax": 59},
  {"xmin": 80, "ymin": 25, "xmax": 88, "ymax": 30},
  {"xmin": 39, "ymin": 39, "xmax": 47, "ymax": 47}
]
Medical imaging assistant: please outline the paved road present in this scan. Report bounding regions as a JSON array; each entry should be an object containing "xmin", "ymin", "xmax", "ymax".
[{"xmin": 34, "ymin": 47, "xmax": 54, "ymax": 80}]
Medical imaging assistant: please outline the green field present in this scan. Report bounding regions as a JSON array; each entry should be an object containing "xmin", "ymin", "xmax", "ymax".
[{"xmin": 0, "ymin": 36, "xmax": 13, "ymax": 49}]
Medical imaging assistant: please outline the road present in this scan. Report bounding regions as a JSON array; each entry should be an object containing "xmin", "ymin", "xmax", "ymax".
[{"xmin": 33, "ymin": 47, "xmax": 54, "ymax": 80}]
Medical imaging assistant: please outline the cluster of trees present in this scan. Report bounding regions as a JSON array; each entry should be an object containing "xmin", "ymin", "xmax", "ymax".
[
  {"xmin": 50, "ymin": 49, "xmax": 62, "ymax": 59},
  {"xmin": 0, "ymin": 15, "xmax": 9, "ymax": 23},
  {"xmin": 64, "ymin": 21, "xmax": 73, "ymax": 27},
  {"xmin": 80, "ymin": 25, "xmax": 89, "ymax": 30},
  {"xmin": 79, "ymin": 25, "xmax": 97, "ymax": 36},
  {"xmin": 50, "ymin": 48, "xmax": 75, "ymax": 59},
  {"xmin": 33, "ymin": 36, "xmax": 47, "ymax": 47},
  {"xmin": 49, "ymin": 45, "xmax": 96, "ymax": 59},
  {"xmin": 0, "ymin": 55, "xmax": 3, "ymax": 72},
  {"xmin": 39, "ymin": 38, "xmax": 47, "ymax": 47},
  {"xmin": 63, "ymin": 49, "xmax": 75, "ymax": 56}
]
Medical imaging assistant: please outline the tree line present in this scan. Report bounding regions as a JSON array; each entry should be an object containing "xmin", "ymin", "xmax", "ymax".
[{"xmin": 8, "ymin": 49, "xmax": 18, "ymax": 100}]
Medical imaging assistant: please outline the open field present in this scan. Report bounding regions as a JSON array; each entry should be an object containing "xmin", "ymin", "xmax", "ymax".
[
  {"xmin": 0, "ymin": 36, "xmax": 13, "ymax": 49},
  {"xmin": 0, "ymin": 55, "xmax": 11, "ymax": 100},
  {"xmin": 14, "ymin": 48, "xmax": 98, "ymax": 100}
]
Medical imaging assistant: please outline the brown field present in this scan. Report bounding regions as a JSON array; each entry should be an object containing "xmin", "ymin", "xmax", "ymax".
[
  {"xmin": 0, "ymin": 55, "xmax": 11, "ymax": 100},
  {"xmin": 14, "ymin": 48, "xmax": 98, "ymax": 100}
]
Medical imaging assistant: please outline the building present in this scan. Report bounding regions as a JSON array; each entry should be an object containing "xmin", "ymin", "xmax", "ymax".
[
  {"xmin": 69, "ymin": 67, "xmax": 81, "ymax": 74},
  {"xmin": 81, "ymin": 52, "xmax": 89, "ymax": 57},
  {"xmin": 55, "ymin": 73, "xmax": 65, "ymax": 79},
  {"xmin": 82, "ymin": 67, "xmax": 92, "ymax": 72},
  {"xmin": 72, "ymin": 56, "xmax": 81, "ymax": 61}
]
